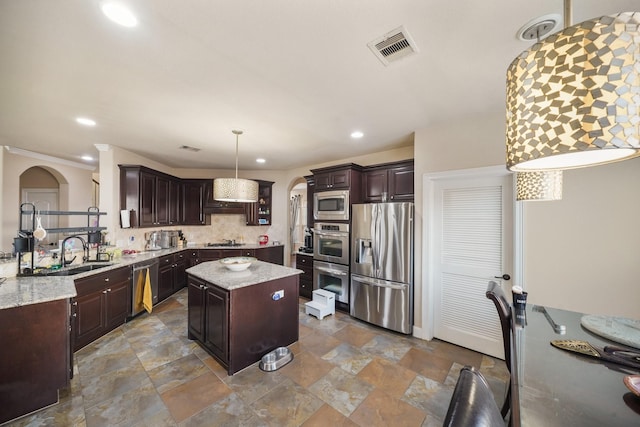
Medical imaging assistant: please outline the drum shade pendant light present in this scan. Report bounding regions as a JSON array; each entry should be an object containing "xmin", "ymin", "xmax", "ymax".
[
  {"xmin": 213, "ymin": 130, "xmax": 259, "ymax": 203},
  {"xmin": 516, "ymin": 171, "xmax": 563, "ymax": 201},
  {"xmin": 506, "ymin": 4, "xmax": 640, "ymax": 171}
]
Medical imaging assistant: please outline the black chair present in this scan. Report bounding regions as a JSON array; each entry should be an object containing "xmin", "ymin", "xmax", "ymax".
[
  {"xmin": 485, "ymin": 280, "xmax": 512, "ymax": 418},
  {"xmin": 443, "ymin": 366, "xmax": 505, "ymax": 427}
]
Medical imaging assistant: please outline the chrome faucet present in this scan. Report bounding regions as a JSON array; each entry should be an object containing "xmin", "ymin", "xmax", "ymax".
[{"xmin": 60, "ymin": 235, "xmax": 88, "ymax": 267}]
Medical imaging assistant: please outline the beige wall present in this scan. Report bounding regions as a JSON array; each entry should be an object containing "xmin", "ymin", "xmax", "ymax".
[
  {"xmin": 523, "ymin": 159, "xmax": 640, "ymax": 318},
  {"xmin": 414, "ymin": 111, "xmax": 640, "ymax": 336},
  {"xmin": 414, "ymin": 112, "xmax": 506, "ymax": 336},
  {"xmin": 1, "ymin": 149, "xmax": 95, "ymax": 253},
  {"xmin": 20, "ymin": 167, "xmax": 58, "ymax": 188}
]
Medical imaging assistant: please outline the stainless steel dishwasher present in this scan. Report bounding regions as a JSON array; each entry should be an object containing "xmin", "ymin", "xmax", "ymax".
[{"xmin": 131, "ymin": 259, "xmax": 159, "ymax": 316}]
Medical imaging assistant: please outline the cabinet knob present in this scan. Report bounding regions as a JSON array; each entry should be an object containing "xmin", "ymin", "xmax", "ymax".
[
  {"xmin": 104, "ymin": 278, "xmax": 109, "ymax": 282},
  {"xmin": 102, "ymin": 290, "xmax": 108, "ymax": 294},
  {"xmin": 72, "ymin": 313, "xmax": 77, "ymax": 317}
]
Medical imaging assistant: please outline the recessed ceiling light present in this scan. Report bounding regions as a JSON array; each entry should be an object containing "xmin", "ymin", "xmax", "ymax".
[
  {"xmin": 100, "ymin": 1, "xmax": 138, "ymax": 28},
  {"xmin": 81, "ymin": 155, "xmax": 94, "ymax": 161},
  {"xmin": 256, "ymin": 158, "xmax": 266, "ymax": 164},
  {"xmin": 351, "ymin": 131, "xmax": 364, "ymax": 139},
  {"xmin": 76, "ymin": 117, "xmax": 96, "ymax": 126}
]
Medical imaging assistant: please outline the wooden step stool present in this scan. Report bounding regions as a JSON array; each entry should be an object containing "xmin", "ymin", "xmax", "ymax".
[{"xmin": 304, "ymin": 289, "xmax": 335, "ymax": 320}]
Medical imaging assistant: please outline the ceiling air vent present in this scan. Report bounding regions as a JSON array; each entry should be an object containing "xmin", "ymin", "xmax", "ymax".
[
  {"xmin": 179, "ymin": 145, "xmax": 201, "ymax": 152},
  {"xmin": 368, "ymin": 26, "xmax": 419, "ymax": 66}
]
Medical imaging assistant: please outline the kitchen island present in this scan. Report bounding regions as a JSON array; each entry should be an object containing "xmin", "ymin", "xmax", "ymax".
[{"xmin": 186, "ymin": 260, "xmax": 302, "ymax": 375}]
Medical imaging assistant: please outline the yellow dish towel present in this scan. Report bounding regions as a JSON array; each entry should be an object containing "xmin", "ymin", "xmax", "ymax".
[{"xmin": 143, "ymin": 267, "xmax": 153, "ymax": 313}]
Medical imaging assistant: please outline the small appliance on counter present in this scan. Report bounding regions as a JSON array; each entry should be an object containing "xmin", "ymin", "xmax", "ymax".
[
  {"xmin": 159, "ymin": 230, "xmax": 180, "ymax": 248},
  {"xmin": 258, "ymin": 235, "xmax": 269, "ymax": 245},
  {"xmin": 145, "ymin": 231, "xmax": 162, "ymax": 251},
  {"xmin": 298, "ymin": 227, "xmax": 314, "ymax": 253}
]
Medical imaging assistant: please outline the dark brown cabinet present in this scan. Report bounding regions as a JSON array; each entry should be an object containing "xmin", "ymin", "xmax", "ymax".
[
  {"xmin": 73, "ymin": 267, "xmax": 130, "ymax": 351},
  {"xmin": 313, "ymin": 166, "xmax": 355, "ymax": 190},
  {"xmin": 296, "ymin": 253, "xmax": 313, "ymax": 299},
  {"xmin": 256, "ymin": 245, "xmax": 284, "ymax": 265},
  {"xmin": 196, "ymin": 247, "xmax": 283, "ymax": 265},
  {"xmin": 168, "ymin": 179, "xmax": 181, "ymax": 225},
  {"xmin": 0, "ymin": 299, "xmax": 71, "ymax": 424},
  {"xmin": 245, "ymin": 180, "xmax": 274, "ymax": 226},
  {"xmin": 187, "ymin": 272, "xmax": 298, "ymax": 375},
  {"xmin": 120, "ymin": 165, "xmax": 182, "ymax": 228},
  {"xmin": 187, "ymin": 275, "xmax": 229, "ymax": 363},
  {"xmin": 363, "ymin": 160, "xmax": 414, "ymax": 202},
  {"xmin": 187, "ymin": 249, "xmax": 200, "ymax": 267},
  {"xmin": 310, "ymin": 163, "xmax": 363, "ymax": 205},
  {"xmin": 182, "ymin": 179, "xmax": 211, "ymax": 225},
  {"xmin": 158, "ymin": 252, "xmax": 188, "ymax": 302}
]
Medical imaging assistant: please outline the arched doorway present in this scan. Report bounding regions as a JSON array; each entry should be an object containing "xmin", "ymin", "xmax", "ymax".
[
  {"xmin": 20, "ymin": 166, "xmax": 62, "ymax": 247},
  {"xmin": 288, "ymin": 177, "xmax": 308, "ymax": 266}
]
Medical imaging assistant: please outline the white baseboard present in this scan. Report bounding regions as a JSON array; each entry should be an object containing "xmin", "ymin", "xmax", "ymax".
[{"xmin": 412, "ymin": 325, "xmax": 430, "ymax": 341}]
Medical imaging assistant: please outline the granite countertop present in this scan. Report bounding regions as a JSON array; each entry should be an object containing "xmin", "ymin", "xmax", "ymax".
[
  {"xmin": 187, "ymin": 260, "xmax": 302, "ymax": 290},
  {"xmin": 0, "ymin": 243, "xmax": 285, "ymax": 310}
]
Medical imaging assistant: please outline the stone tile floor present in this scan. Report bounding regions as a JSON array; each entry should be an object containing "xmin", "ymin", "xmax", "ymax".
[{"xmin": 6, "ymin": 289, "xmax": 509, "ymax": 426}]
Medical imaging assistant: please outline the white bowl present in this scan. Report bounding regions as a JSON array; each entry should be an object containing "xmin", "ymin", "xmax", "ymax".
[{"xmin": 220, "ymin": 256, "xmax": 256, "ymax": 271}]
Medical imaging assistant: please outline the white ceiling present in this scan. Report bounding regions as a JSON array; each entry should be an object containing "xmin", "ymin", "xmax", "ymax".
[{"xmin": 1, "ymin": 0, "xmax": 637, "ymax": 171}]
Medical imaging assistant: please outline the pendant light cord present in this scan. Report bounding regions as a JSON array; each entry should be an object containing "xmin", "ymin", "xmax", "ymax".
[{"xmin": 235, "ymin": 133, "xmax": 239, "ymax": 180}]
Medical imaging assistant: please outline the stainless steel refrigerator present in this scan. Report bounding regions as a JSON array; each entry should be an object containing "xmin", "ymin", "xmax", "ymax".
[{"xmin": 350, "ymin": 202, "xmax": 414, "ymax": 334}]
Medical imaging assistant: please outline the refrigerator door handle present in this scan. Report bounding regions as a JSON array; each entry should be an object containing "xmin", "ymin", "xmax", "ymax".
[
  {"xmin": 316, "ymin": 266, "xmax": 348, "ymax": 276},
  {"xmin": 353, "ymin": 275, "xmax": 407, "ymax": 290}
]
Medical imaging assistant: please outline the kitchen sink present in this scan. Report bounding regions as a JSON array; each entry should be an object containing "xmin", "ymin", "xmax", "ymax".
[{"xmin": 38, "ymin": 263, "xmax": 114, "ymax": 276}]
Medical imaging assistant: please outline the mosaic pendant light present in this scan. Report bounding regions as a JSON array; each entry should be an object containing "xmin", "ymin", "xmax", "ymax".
[
  {"xmin": 506, "ymin": 11, "xmax": 640, "ymax": 171},
  {"xmin": 213, "ymin": 130, "xmax": 259, "ymax": 203}
]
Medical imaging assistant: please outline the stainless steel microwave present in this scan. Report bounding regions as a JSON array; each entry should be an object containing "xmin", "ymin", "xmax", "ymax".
[{"xmin": 314, "ymin": 190, "xmax": 349, "ymax": 221}]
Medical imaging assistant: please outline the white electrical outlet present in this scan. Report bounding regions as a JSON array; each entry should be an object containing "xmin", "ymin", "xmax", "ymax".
[{"xmin": 272, "ymin": 290, "xmax": 284, "ymax": 300}]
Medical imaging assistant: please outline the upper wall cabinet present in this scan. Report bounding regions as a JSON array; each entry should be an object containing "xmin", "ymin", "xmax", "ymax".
[
  {"xmin": 245, "ymin": 180, "xmax": 274, "ymax": 226},
  {"xmin": 312, "ymin": 164, "xmax": 362, "ymax": 191},
  {"xmin": 182, "ymin": 179, "xmax": 211, "ymax": 226},
  {"xmin": 120, "ymin": 165, "xmax": 178, "ymax": 227},
  {"xmin": 363, "ymin": 160, "xmax": 414, "ymax": 202},
  {"xmin": 120, "ymin": 165, "xmax": 210, "ymax": 228}
]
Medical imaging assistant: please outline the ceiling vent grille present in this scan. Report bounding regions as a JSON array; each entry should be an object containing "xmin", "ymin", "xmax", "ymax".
[
  {"xmin": 179, "ymin": 145, "xmax": 201, "ymax": 152},
  {"xmin": 368, "ymin": 26, "xmax": 419, "ymax": 66}
]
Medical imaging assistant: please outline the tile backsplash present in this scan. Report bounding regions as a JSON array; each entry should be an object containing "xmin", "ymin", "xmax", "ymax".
[{"xmin": 111, "ymin": 214, "xmax": 283, "ymax": 252}]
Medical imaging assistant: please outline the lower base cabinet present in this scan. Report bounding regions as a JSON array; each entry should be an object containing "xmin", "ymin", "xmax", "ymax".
[
  {"xmin": 296, "ymin": 253, "xmax": 313, "ymax": 299},
  {"xmin": 158, "ymin": 252, "xmax": 188, "ymax": 302},
  {"xmin": 73, "ymin": 267, "xmax": 131, "ymax": 351},
  {"xmin": 188, "ymin": 276, "xmax": 229, "ymax": 362},
  {"xmin": 0, "ymin": 299, "xmax": 70, "ymax": 424}
]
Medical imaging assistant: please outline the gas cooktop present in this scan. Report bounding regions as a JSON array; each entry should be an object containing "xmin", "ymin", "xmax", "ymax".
[{"xmin": 206, "ymin": 242, "xmax": 244, "ymax": 247}]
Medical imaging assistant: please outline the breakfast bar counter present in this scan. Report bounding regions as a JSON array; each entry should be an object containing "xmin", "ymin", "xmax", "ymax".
[{"xmin": 186, "ymin": 260, "xmax": 302, "ymax": 375}]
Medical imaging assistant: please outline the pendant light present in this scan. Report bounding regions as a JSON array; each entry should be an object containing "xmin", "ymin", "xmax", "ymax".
[
  {"xmin": 506, "ymin": 3, "xmax": 640, "ymax": 171},
  {"xmin": 213, "ymin": 130, "xmax": 259, "ymax": 203},
  {"xmin": 516, "ymin": 171, "xmax": 563, "ymax": 201}
]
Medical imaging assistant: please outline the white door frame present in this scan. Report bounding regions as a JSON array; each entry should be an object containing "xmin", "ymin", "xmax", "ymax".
[{"xmin": 421, "ymin": 165, "xmax": 524, "ymax": 340}]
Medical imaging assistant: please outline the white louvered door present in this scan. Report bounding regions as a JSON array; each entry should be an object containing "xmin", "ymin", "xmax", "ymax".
[{"xmin": 432, "ymin": 174, "xmax": 513, "ymax": 359}]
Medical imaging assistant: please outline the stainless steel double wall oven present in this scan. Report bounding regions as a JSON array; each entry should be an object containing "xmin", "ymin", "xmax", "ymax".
[{"xmin": 313, "ymin": 222, "xmax": 350, "ymax": 304}]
